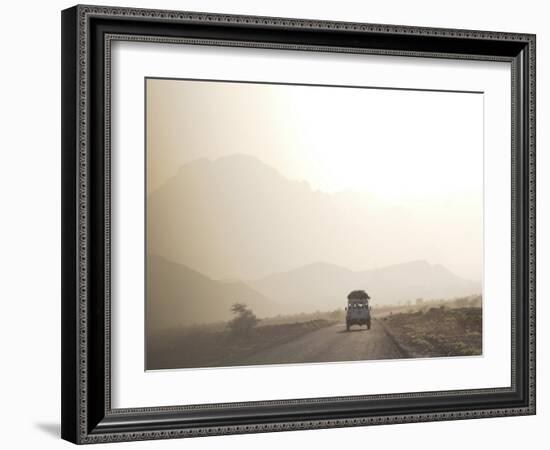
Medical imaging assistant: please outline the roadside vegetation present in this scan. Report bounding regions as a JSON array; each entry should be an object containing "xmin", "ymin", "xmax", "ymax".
[
  {"xmin": 147, "ymin": 303, "xmax": 338, "ymax": 369},
  {"xmin": 380, "ymin": 295, "xmax": 482, "ymax": 357},
  {"xmin": 147, "ymin": 295, "xmax": 482, "ymax": 369}
]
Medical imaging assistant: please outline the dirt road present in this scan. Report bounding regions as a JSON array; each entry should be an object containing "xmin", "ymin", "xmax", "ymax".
[{"xmin": 236, "ymin": 319, "xmax": 405, "ymax": 366}]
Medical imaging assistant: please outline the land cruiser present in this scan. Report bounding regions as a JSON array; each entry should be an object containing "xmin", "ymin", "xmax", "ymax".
[{"xmin": 345, "ymin": 290, "xmax": 371, "ymax": 331}]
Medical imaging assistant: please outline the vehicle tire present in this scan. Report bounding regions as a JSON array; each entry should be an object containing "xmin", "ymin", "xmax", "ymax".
[
  {"xmin": 346, "ymin": 323, "xmax": 350, "ymax": 331},
  {"xmin": 367, "ymin": 319, "xmax": 371, "ymax": 330}
]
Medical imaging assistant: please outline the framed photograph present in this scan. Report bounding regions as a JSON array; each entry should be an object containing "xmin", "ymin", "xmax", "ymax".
[{"xmin": 61, "ymin": 5, "xmax": 536, "ymax": 444}]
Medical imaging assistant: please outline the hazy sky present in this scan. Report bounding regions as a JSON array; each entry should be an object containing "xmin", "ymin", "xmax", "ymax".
[{"xmin": 146, "ymin": 78, "xmax": 483, "ymax": 281}]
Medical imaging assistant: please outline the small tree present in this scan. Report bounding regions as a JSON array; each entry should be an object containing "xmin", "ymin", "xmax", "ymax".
[{"xmin": 228, "ymin": 303, "xmax": 260, "ymax": 337}]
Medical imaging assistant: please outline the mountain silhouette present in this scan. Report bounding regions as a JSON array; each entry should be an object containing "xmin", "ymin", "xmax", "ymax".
[
  {"xmin": 147, "ymin": 154, "xmax": 481, "ymax": 283},
  {"xmin": 147, "ymin": 255, "xmax": 273, "ymax": 332},
  {"xmin": 147, "ymin": 255, "xmax": 480, "ymax": 329},
  {"xmin": 251, "ymin": 260, "xmax": 481, "ymax": 314},
  {"xmin": 147, "ymin": 154, "xmax": 332, "ymax": 281}
]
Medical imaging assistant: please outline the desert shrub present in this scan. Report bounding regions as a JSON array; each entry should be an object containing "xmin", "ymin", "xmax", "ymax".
[
  {"xmin": 426, "ymin": 307, "xmax": 440, "ymax": 316},
  {"xmin": 228, "ymin": 303, "xmax": 260, "ymax": 337}
]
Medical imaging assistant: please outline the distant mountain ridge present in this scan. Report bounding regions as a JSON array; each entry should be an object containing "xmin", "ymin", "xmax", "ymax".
[
  {"xmin": 250, "ymin": 259, "xmax": 481, "ymax": 314},
  {"xmin": 147, "ymin": 255, "xmax": 481, "ymax": 331}
]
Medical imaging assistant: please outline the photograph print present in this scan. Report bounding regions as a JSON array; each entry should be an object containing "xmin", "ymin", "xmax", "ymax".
[{"xmin": 145, "ymin": 78, "xmax": 483, "ymax": 371}]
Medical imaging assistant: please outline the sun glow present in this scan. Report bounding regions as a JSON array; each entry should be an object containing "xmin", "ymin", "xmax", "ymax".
[{"xmin": 274, "ymin": 85, "xmax": 483, "ymax": 204}]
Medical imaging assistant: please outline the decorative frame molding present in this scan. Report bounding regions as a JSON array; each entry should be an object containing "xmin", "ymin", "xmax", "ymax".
[{"xmin": 61, "ymin": 4, "xmax": 536, "ymax": 444}]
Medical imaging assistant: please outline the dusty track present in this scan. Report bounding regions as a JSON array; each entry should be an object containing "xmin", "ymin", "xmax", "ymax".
[{"xmin": 237, "ymin": 319, "xmax": 404, "ymax": 366}]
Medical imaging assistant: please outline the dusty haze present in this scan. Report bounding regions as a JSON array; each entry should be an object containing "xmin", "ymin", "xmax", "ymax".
[{"xmin": 146, "ymin": 78, "xmax": 483, "ymax": 284}]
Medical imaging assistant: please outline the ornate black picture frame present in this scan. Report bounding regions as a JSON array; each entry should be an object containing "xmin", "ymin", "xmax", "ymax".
[{"xmin": 61, "ymin": 4, "xmax": 536, "ymax": 444}]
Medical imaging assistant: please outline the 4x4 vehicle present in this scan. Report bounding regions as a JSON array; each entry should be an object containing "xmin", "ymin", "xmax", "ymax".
[{"xmin": 345, "ymin": 290, "xmax": 371, "ymax": 331}]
